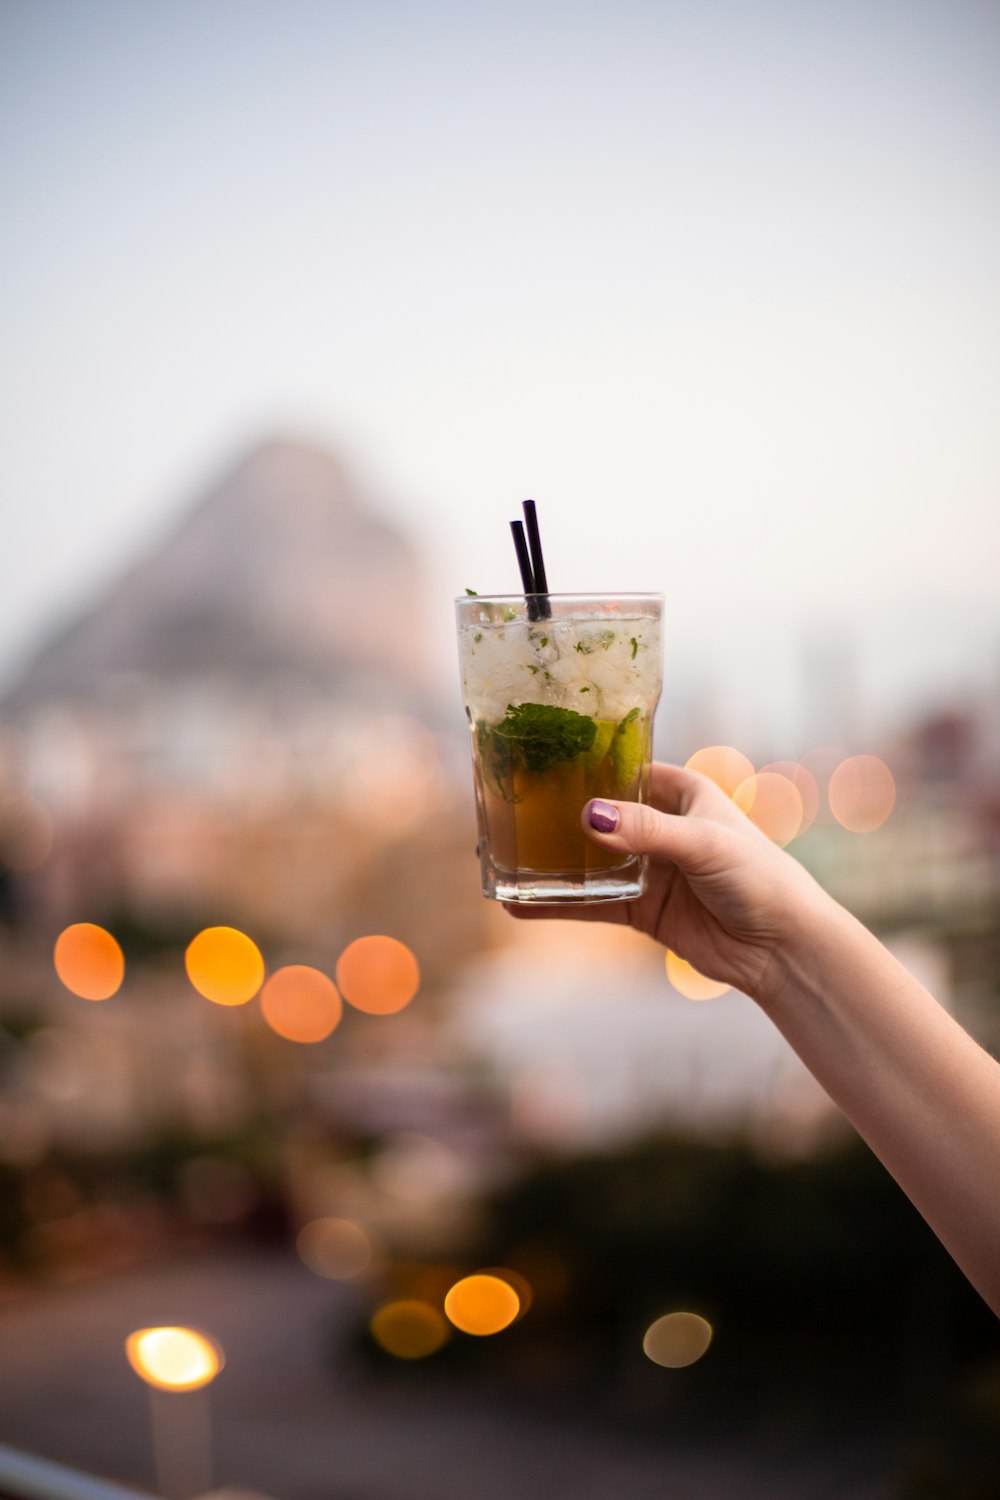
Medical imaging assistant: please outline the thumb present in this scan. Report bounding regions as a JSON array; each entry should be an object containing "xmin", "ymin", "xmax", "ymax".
[{"xmin": 583, "ymin": 797, "xmax": 716, "ymax": 873}]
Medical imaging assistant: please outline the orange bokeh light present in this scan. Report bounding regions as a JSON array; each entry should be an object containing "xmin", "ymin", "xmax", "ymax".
[
  {"xmin": 733, "ymin": 771, "xmax": 804, "ymax": 846},
  {"xmin": 484, "ymin": 1266, "xmax": 534, "ymax": 1320},
  {"xmin": 185, "ymin": 926, "xmax": 264, "ymax": 1006},
  {"xmin": 370, "ymin": 1299, "xmax": 448, "ymax": 1360},
  {"xmin": 665, "ymin": 950, "xmax": 729, "ymax": 1001},
  {"xmin": 336, "ymin": 936, "xmax": 420, "ymax": 1016},
  {"xmin": 828, "ymin": 755, "xmax": 896, "ymax": 833},
  {"xmin": 260, "ymin": 965, "xmax": 342, "ymax": 1043},
  {"xmin": 684, "ymin": 746, "xmax": 754, "ymax": 798},
  {"xmin": 444, "ymin": 1273, "xmax": 520, "ymax": 1336},
  {"xmin": 799, "ymin": 746, "xmax": 849, "ymax": 825},
  {"xmin": 758, "ymin": 761, "xmax": 820, "ymax": 833},
  {"xmin": 53, "ymin": 923, "xmax": 124, "ymax": 1001}
]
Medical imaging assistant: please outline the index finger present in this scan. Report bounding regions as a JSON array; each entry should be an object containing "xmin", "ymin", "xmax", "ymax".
[{"xmin": 649, "ymin": 762, "xmax": 741, "ymax": 823}]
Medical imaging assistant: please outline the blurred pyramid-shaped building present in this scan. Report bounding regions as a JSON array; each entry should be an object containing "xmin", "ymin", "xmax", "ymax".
[
  {"xmin": 1, "ymin": 438, "xmax": 459, "ymax": 814},
  {"xmin": 0, "ymin": 435, "xmax": 477, "ymax": 958},
  {"xmin": 5, "ymin": 437, "xmax": 433, "ymax": 715}
]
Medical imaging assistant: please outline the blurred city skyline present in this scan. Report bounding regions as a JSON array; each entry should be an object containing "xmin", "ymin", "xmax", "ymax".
[
  {"xmin": 2, "ymin": 11, "xmax": 999, "ymax": 1484},
  {"xmin": 2, "ymin": 0, "xmax": 999, "ymax": 746}
]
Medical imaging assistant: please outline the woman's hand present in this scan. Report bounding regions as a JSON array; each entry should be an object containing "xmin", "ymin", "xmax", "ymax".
[{"xmin": 507, "ymin": 762, "xmax": 831, "ymax": 1000}]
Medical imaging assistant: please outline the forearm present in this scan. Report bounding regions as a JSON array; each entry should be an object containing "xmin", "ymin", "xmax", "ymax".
[{"xmin": 756, "ymin": 894, "xmax": 1000, "ymax": 1317}]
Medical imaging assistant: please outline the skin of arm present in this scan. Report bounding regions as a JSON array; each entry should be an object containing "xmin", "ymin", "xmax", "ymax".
[{"xmin": 507, "ymin": 762, "xmax": 1000, "ymax": 1318}]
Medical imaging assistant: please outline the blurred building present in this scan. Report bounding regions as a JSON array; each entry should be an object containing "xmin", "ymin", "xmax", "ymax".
[
  {"xmin": 0, "ymin": 439, "xmax": 492, "ymax": 1243},
  {"xmin": 4, "ymin": 437, "xmax": 442, "ymax": 794}
]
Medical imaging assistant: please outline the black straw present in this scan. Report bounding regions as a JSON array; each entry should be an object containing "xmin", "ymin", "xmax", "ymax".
[
  {"xmin": 521, "ymin": 499, "xmax": 551, "ymax": 619},
  {"xmin": 510, "ymin": 520, "xmax": 541, "ymax": 619}
]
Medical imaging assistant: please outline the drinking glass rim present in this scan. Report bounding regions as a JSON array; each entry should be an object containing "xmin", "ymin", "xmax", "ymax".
[{"xmin": 455, "ymin": 591, "xmax": 663, "ymax": 605}]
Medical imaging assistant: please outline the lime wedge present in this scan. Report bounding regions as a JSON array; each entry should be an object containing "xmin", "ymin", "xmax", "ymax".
[
  {"xmin": 610, "ymin": 710, "xmax": 644, "ymax": 790},
  {"xmin": 584, "ymin": 719, "xmax": 616, "ymax": 770}
]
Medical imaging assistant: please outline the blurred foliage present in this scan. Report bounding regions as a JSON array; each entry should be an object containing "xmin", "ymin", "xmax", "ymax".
[
  {"xmin": 0, "ymin": 1011, "xmax": 48, "ymax": 1044},
  {"xmin": 350, "ymin": 1129, "xmax": 999, "ymax": 1494},
  {"xmin": 0, "ymin": 1126, "xmax": 288, "ymax": 1275}
]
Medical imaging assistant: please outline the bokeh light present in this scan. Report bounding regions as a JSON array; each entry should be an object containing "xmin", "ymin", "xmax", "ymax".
[
  {"xmin": 370, "ymin": 1299, "xmax": 449, "ymax": 1360},
  {"xmin": 482, "ymin": 1266, "xmax": 533, "ymax": 1321},
  {"xmin": 643, "ymin": 1311, "xmax": 714, "ymax": 1368},
  {"xmin": 444, "ymin": 1273, "xmax": 520, "ymax": 1336},
  {"xmin": 684, "ymin": 746, "xmax": 754, "ymax": 797},
  {"xmin": 733, "ymin": 771, "xmax": 804, "ymax": 846},
  {"xmin": 665, "ymin": 950, "xmax": 730, "ymax": 1001},
  {"xmin": 185, "ymin": 926, "xmax": 264, "ymax": 1006},
  {"xmin": 759, "ymin": 761, "xmax": 820, "ymax": 833},
  {"xmin": 296, "ymin": 1217, "xmax": 373, "ymax": 1280},
  {"xmin": 53, "ymin": 923, "xmax": 124, "ymax": 1001},
  {"xmin": 259, "ymin": 965, "xmax": 342, "ymax": 1043},
  {"xmin": 828, "ymin": 754, "xmax": 897, "ymax": 832},
  {"xmin": 799, "ymin": 746, "xmax": 849, "ymax": 825},
  {"xmin": 370, "ymin": 1133, "xmax": 469, "ymax": 1205},
  {"xmin": 336, "ymin": 935, "xmax": 420, "ymax": 1016},
  {"xmin": 125, "ymin": 1327, "xmax": 223, "ymax": 1391}
]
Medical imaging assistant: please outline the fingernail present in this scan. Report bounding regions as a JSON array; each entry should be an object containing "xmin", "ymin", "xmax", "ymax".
[{"xmin": 589, "ymin": 800, "xmax": 619, "ymax": 833}]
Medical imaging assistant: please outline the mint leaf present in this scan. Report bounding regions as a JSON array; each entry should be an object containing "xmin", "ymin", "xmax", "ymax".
[
  {"xmin": 492, "ymin": 702, "xmax": 597, "ymax": 772},
  {"xmin": 575, "ymin": 629, "xmax": 616, "ymax": 654},
  {"xmin": 465, "ymin": 588, "xmax": 478, "ymax": 595}
]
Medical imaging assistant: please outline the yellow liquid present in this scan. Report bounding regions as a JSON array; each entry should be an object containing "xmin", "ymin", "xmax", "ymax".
[{"xmin": 474, "ymin": 714, "xmax": 650, "ymax": 878}]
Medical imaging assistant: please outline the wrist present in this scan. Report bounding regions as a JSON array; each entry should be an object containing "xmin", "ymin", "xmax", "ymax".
[{"xmin": 751, "ymin": 876, "xmax": 862, "ymax": 1019}]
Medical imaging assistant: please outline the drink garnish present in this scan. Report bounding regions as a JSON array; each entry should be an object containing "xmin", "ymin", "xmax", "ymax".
[
  {"xmin": 574, "ymin": 629, "xmax": 616, "ymax": 654},
  {"xmin": 610, "ymin": 707, "xmax": 643, "ymax": 786},
  {"xmin": 490, "ymin": 702, "xmax": 598, "ymax": 773}
]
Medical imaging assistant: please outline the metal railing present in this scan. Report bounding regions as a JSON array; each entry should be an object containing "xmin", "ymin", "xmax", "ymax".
[{"xmin": 0, "ymin": 1445, "xmax": 159, "ymax": 1500}]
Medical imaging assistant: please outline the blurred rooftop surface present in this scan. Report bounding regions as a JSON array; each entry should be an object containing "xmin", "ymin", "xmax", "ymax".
[{"xmin": 0, "ymin": 1246, "xmax": 896, "ymax": 1500}]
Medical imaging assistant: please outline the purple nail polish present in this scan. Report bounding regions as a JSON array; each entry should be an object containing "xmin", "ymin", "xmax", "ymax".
[{"xmin": 589, "ymin": 800, "xmax": 619, "ymax": 833}]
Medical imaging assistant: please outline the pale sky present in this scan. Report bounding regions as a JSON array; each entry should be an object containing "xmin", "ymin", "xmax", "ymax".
[{"xmin": 2, "ymin": 0, "xmax": 999, "ymax": 747}]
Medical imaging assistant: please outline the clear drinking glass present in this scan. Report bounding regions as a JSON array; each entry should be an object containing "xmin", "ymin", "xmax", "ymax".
[{"xmin": 456, "ymin": 593, "xmax": 663, "ymax": 903}]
